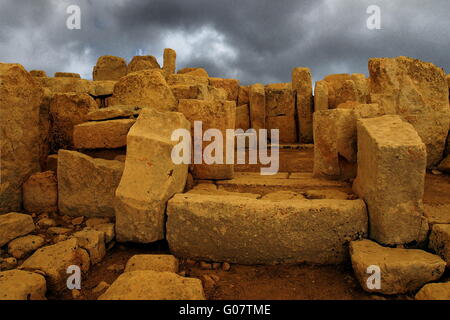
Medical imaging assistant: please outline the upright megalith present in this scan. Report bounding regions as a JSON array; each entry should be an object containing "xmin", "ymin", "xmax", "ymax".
[
  {"xmin": 292, "ymin": 68, "xmax": 313, "ymax": 143},
  {"xmin": 115, "ymin": 108, "xmax": 190, "ymax": 243},
  {"xmin": 93, "ymin": 55, "xmax": 127, "ymax": 81},
  {"xmin": 248, "ymin": 83, "xmax": 266, "ymax": 131},
  {"xmin": 178, "ymin": 99, "xmax": 236, "ymax": 180},
  {"xmin": 353, "ymin": 115, "xmax": 428, "ymax": 245},
  {"xmin": 314, "ymin": 80, "xmax": 329, "ymax": 111},
  {"xmin": 0, "ymin": 63, "xmax": 43, "ymax": 213},
  {"xmin": 110, "ymin": 69, "xmax": 177, "ymax": 112},
  {"xmin": 163, "ymin": 48, "xmax": 176, "ymax": 76},
  {"xmin": 368, "ymin": 56, "xmax": 450, "ymax": 167}
]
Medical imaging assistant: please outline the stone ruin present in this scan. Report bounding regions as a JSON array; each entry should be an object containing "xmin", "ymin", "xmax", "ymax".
[{"xmin": 0, "ymin": 50, "xmax": 449, "ymax": 300}]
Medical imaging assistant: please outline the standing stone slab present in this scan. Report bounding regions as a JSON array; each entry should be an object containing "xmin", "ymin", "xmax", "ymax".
[
  {"xmin": 314, "ymin": 80, "xmax": 329, "ymax": 111},
  {"xmin": 163, "ymin": 48, "xmax": 176, "ymax": 76},
  {"xmin": 0, "ymin": 213, "xmax": 35, "ymax": 247},
  {"xmin": 265, "ymin": 86, "xmax": 297, "ymax": 143},
  {"xmin": 115, "ymin": 108, "xmax": 190, "ymax": 243},
  {"xmin": 167, "ymin": 194, "xmax": 368, "ymax": 265},
  {"xmin": 236, "ymin": 104, "xmax": 250, "ymax": 131},
  {"xmin": 248, "ymin": 84, "xmax": 266, "ymax": 131},
  {"xmin": 178, "ymin": 99, "xmax": 236, "ymax": 180},
  {"xmin": 58, "ymin": 150, "xmax": 124, "ymax": 218},
  {"xmin": 292, "ymin": 68, "xmax": 313, "ymax": 143},
  {"xmin": 0, "ymin": 63, "xmax": 43, "ymax": 213},
  {"xmin": 73, "ymin": 119, "xmax": 136, "ymax": 149},
  {"xmin": 350, "ymin": 240, "xmax": 446, "ymax": 295},
  {"xmin": 353, "ymin": 115, "xmax": 428, "ymax": 245},
  {"xmin": 368, "ymin": 56, "xmax": 450, "ymax": 167}
]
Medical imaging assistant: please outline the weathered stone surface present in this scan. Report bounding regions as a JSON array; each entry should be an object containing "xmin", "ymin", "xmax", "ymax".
[
  {"xmin": 92, "ymin": 223, "xmax": 115, "ymax": 243},
  {"xmin": 163, "ymin": 48, "xmax": 176, "ymax": 76},
  {"xmin": 115, "ymin": 108, "xmax": 189, "ymax": 243},
  {"xmin": 437, "ymin": 155, "xmax": 450, "ymax": 173},
  {"xmin": 110, "ymin": 69, "xmax": 177, "ymax": 111},
  {"xmin": 30, "ymin": 70, "xmax": 47, "ymax": 77},
  {"xmin": 170, "ymin": 84, "xmax": 210, "ymax": 101},
  {"xmin": 58, "ymin": 150, "xmax": 124, "ymax": 217},
  {"xmin": 87, "ymin": 105, "xmax": 141, "ymax": 121},
  {"xmin": 167, "ymin": 74, "xmax": 209, "ymax": 86},
  {"xmin": 22, "ymin": 171, "xmax": 57, "ymax": 214},
  {"xmin": 124, "ymin": 255, "xmax": 179, "ymax": 273},
  {"xmin": 49, "ymin": 93, "xmax": 98, "ymax": 151},
  {"xmin": 429, "ymin": 224, "xmax": 450, "ymax": 267},
  {"xmin": 88, "ymin": 80, "xmax": 116, "ymax": 97},
  {"xmin": 415, "ymin": 282, "xmax": 450, "ymax": 300},
  {"xmin": 178, "ymin": 99, "xmax": 236, "ymax": 180},
  {"xmin": 424, "ymin": 204, "xmax": 450, "ymax": 225},
  {"xmin": 208, "ymin": 86, "xmax": 228, "ymax": 101},
  {"xmin": 72, "ymin": 228, "xmax": 106, "ymax": 265},
  {"xmin": 55, "ymin": 72, "xmax": 80, "ymax": 78},
  {"xmin": 73, "ymin": 119, "xmax": 135, "ymax": 149},
  {"xmin": 305, "ymin": 189, "xmax": 349, "ymax": 200},
  {"xmin": 98, "ymin": 270, "xmax": 205, "ymax": 300},
  {"xmin": 127, "ymin": 55, "xmax": 160, "ymax": 73},
  {"xmin": 368, "ymin": 56, "xmax": 450, "ymax": 167},
  {"xmin": 265, "ymin": 85, "xmax": 296, "ymax": 142},
  {"xmin": 351, "ymin": 73, "xmax": 369, "ymax": 103},
  {"xmin": 238, "ymin": 86, "xmax": 249, "ymax": 105},
  {"xmin": 335, "ymin": 80, "xmax": 359, "ymax": 107},
  {"xmin": 93, "ymin": 55, "xmax": 127, "ymax": 81},
  {"xmin": 260, "ymin": 191, "xmax": 305, "ymax": 201},
  {"xmin": 209, "ymin": 77, "xmax": 240, "ymax": 101},
  {"xmin": 314, "ymin": 80, "xmax": 329, "ymax": 111},
  {"xmin": 292, "ymin": 68, "xmax": 313, "ymax": 143},
  {"xmin": 323, "ymin": 73, "xmax": 352, "ymax": 109},
  {"xmin": 267, "ymin": 115, "xmax": 297, "ymax": 143},
  {"xmin": 0, "ymin": 213, "xmax": 35, "ymax": 247},
  {"xmin": 353, "ymin": 115, "xmax": 428, "ymax": 245},
  {"xmin": 8, "ymin": 235, "xmax": 45, "ymax": 259},
  {"xmin": 236, "ymin": 104, "xmax": 250, "ymax": 131},
  {"xmin": 35, "ymin": 77, "xmax": 92, "ymax": 94},
  {"xmin": 248, "ymin": 84, "xmax": 266, "ymax": 131},
  {"xmin": 0, "ymin": 270, "xmax": 46, "ymax": 300},
  {"xmin": 350, "ymin": 240, "xmax": 446, "ymax": 295},
  {"xmin": 0, "ymin": 63, "xmax": 43, "ymax": 213},
  {"xmin": 20, "ymin": 238, "xmax": 90, "ymax": 292},
  {"xmin": 167, "ymin": 193, "xmax": 367, "ymax": 264},
  {"xmin": 178, "ymin": 68, "xmax": 209, "ymax": 77}
]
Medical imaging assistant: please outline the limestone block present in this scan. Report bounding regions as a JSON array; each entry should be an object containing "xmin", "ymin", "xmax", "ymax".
[
  {"xmin": 93, "ymin": 55, "xmax": 127, "ymax": 81},
  {"xmin": 248, "ymin": 83, "xmax": 266, "ymax": 131},
  {"xmin": 22, "ymin": 171, "xmax": 58, "ymax": 214},
  {"xmin": 124, "ymin": 254, "xmax": 179, "ymax": 273},
  {"xmin": 0, "ymin": 213, "xmax": 35, "ymax": 247},
  {"xmin": 73, "ymin": 119, "xmax": 135, "ymax": 149},
  {"xmin": 292, "ymin": 67, "xmax": 313, "ymax": 142},
  {"xmin": 0, "ymin": 270, "xmax": 46, "ymax": 300}
]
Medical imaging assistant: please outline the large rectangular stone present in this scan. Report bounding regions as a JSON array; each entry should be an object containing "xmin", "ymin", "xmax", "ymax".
[
  {"xmin": 115, "ymin": 108, "xmax": 189, "ymax": 243},
  {"xmin": 167, "ymin": 194, "xmax": 368, "ymax": 264},
  {"xmin": 73, "ymin": 119, "xmax": 135, "ymax": 149},
  {"xmin": 58, "ymin": 150, "xmax": 124, "ymax": 217},
  {"xmin": 353, "ymin": 115, "xmax": 428, "ymax": 245},
  {"xmin": 292, "ymin": 68, "xmax": 313, "ymax": 143},
  {"xmin": 178, "ymin": 99, "xmax": 236, "ymax": 180},
  {"xmin": 248, "ymin": 84, "xmax": 266, "ymax": 131},
  {"xmin": 208, "ymin": 77, "xmax": 240, "ymax": 101}
]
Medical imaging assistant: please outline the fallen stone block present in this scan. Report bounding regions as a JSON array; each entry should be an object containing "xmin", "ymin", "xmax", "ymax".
[
  {"xmin": 350, "ymin": 239, "xmax": 446, "ymax": 295},
  {"xmin": 353, "ymin": 115, "xmax": 428, "ymax": 245},
  {"xmin": 98, "ymin": 270, "xmax": 205, "ymax": 300},
  {"xmin": 0, "ymin": 213, "xmax": 35, "ymax": 247},
  {"xmin": 58, "ymin": 150, "xmax": 124, "ymax": 217},
  {"xmin": 20, "ymin": 238, "xmax": 90, "ymax": 292},
  {"xmin": 8, "ymin": 235, "xmax": 45, "ymax": 259},
  {"xmin": 73, "ymin": 119, "xmax": 135, "ymax": 149},
  {"xmin": 0, "ymin": 270, "xmax": 47, "ymax": 300},
  {"xmin": 429, "ymin": 224, "xmax": 450, "ymax": 267},
  {"xmin": 0, "ymin": 63, "xmax": 43, "ymax": 213},
  {"xmin": 115, "ymin": 108, "xmax": 189, "ymax": 243},
  {"xmin": 92, "ymin": 223, "xmax": 115, "ymax": 243},
  {"xmin": 22, "ymin": 171, "xmax": 58, "ymax": 214},
  {"xmin": 368, "ymin": 56, "xmax": 450, "ymax": 167},
  {"xmin": 110, "ymin": 69, "xmax": 177, "ymax": 112},
  {"xmin": 72, "ymin": 228, "xmax": 106, "ymax": 265},
  {"xmin": 167, "ymin": 193, "xmax": 368, "ymax": 264},
  {"xmin": 124, "ymin": 255, "xmax": 179, "ymax": 273},
  {"xmin": 178, "ymin": 99, "xmax": 236, "ymax": 180},
  {"xmin": 88, "ymin": 80, "xmax": 116, "ymax": 97},
  {"xmin": 93, "ymin": 55, "xmax": 127, "ymax": 81},
  {"xmin": 415, "ymin": 282, "xmax": 450, "ymax": 300}
]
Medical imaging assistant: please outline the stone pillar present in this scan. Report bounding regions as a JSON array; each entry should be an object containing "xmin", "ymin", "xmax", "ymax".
[
  {"xmin": 292, "ymin": 68, "xmax": 313, "ymax": 143},
  {"xmin": 314, "ymin": 80, "xmax": 329, "ymax": 111},
  {"xmin": 353, "ymin": 115, "xmax": 428, "ymax": 245},
  {"xmin": 163, "ymin": 48, "xmax": 176, "ymax": 76},
  {"xmin": 248, "ymin": 83, "xmax": 266, "ymax": 131}
]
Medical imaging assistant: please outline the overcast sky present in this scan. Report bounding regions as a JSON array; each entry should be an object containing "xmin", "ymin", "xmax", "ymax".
[{"xmin": 0, "ymin": 0, "xmax": 448, "ymax": 84}]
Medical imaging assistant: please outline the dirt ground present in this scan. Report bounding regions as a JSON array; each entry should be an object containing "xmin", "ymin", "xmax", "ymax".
[{"xmin": 53, "ymin": 172, "xmax": 450, "ymax": 300}]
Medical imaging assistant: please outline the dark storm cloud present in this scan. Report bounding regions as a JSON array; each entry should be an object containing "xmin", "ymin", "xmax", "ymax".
[{"xmin": 0, "ymin": 0, "xmax": 449, "ymax": 84}]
